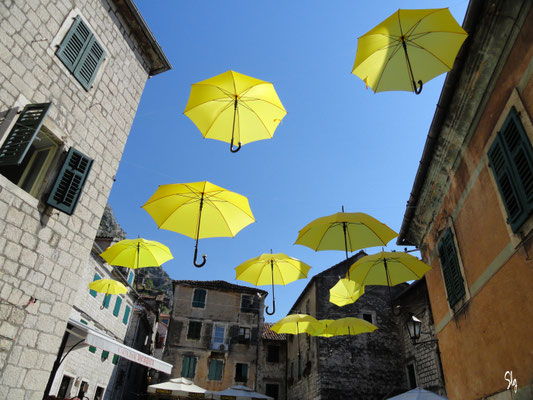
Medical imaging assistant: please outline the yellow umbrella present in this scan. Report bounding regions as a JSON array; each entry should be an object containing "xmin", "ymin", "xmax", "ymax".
[
  {"xmin": 88, "ymin": 279, "xmax": 127, "ymax": 309},
  {"xmin": 294, "ymin": 209, "xmax": 398, "ymax": 259},
  {"xmin": 271, "ymin": 314, "xmax": 323, "ymax": 359},
  {"xmin": 323, "ymin": 317, "xmax": 378, "ymax": 336},
  {"xmin": 352, "ymin": 8, "xmax": 468, "ymax": 94},
  {"xmin": 100, "ymin": 238, "xmax": 173, "ymax": 269},
  {"xmin": 329, "ymin": 278, "xmax": 364, "ymax": 307},
  {"xmin": 235, "ymin": 252, "xmax": 311, "ymax": 315},
  {"xmin": 184, "ymin": 70, "xmax": 287, "ymax": 152},
  {"xmin": 309, "ymin": 319, "xmax": 335, "ymax": 338},
  {"xmin": 347, "ymin": 251, "xmax": 431, "ymax": 314},
  {"xmin": 142, "ymin": 181, "xmax": 255, "ymax": 268}
]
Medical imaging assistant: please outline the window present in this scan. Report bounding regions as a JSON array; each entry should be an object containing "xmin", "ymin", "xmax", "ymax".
[
  {"xmin": 181, "ymin": 356, "xmax": 196, "ymax": 378},
  {"xmin": 208, "ymin": 359, "xmax": 223, "ymax": 381},
  {"xmin": 90, "ymin": 273, "xmax": 101, "ymax": 297},
  {"xmin": 187, "ymin": 321, "xmax": 202, "ymax": 340},
  {"xmin": 438, "ymin": 228, "xmax": 466, "ymax": 308},
  {"xmin": 265, "ymin": 384, "xmax": 279, "ymax": 400},
  {"xmin": 488, "ymin": 107, "xmax": 533, "ymax": 232},
  {"xmin": 77, "ymin": 381, "xmax": 88, "ymax": 398},
  {"xmin": 406, "ymin": 362, "xmax": 417, "ymax": 389},
  {"xmin": 267, "ymin": 345, "xmax": 280, "ymax": 363},
  {"xmin": 0, "ymin": 103, "xmax": 93, "ymax": 215},
  {"xmin": 212, "ymin": 324, "xmax": 226, "ymax": 350},
  {"xmin": 127, "ymin": 271, "xmax": 134, "ymax": 285},
  {"xmin": 112, "ymin": 354, "xmax": 119, "ymax": 365},
  {"xmin": 123, "ymin": 305, "xmax": 131, "ymax": 325},
  {"xmin": 361, "ymin": 312, "xmax": 375, "ymax": 325},
  {"xmin": 238, "ymin": 327, "xmax": 250, "ymax": 343},
  {"xmin": 103, "ymin": 294, "xmax": 111, "ymax": 309},
  {"xmin": 192, "ymin": 289, "xmax": 206, "ymax": 308},
  {"xmin": 235, "ymin": 363, "xmax": 248, "ymax": 382},
  {"xmin": 113, "ymin": 296, "xmax": 122, "ymax": 317},
  {"xmin": 101, "ymin": 350, "xmax": 109, "ymax": 361},
  {"xmin": 240, "ymin": 294, "xmax": 258, "ymax": 313},
  {"xmin": 57, "ymin": 375, "xmax": 73, "ymax": 398},
  {"xmin": 56, "ymin": 16, "xmax": 106, "ymax": 91},
  {"xmin": 94, "ymin": 386, "xmax": 105, "ymax": 400}
]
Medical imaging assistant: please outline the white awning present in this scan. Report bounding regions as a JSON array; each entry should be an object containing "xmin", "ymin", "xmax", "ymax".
[{"xmin": 68, "ymin": 318, "xmax": 173, "ymax": 374}]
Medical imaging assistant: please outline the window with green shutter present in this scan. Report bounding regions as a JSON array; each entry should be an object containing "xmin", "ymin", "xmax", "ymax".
[
  {"xmin": 46, "ymin": 147, "xmax": 93, "ymax": 215},
  {"xmin": 56, "ymin": 16, "xmax": 106, "ymax": 91},
  {"xmin": 181, "ymin": 356, "xmax": 197, "ymax": 378},
  {"xmin": 192, "ymin": 289, "xmax": 206, "ymax": 308},
  {"xmin": 488, "ymin": 107, "xmax": 533, "ymax": 232},
  {"xmin": 89, "ymin": 346, "xmax": 96, "ymax": 353},
  {"xmin": 101, "ymin": 350, "xmax": 109, "ymax": 360},
  {"xmin": 123, "ymin": 305, "xmax": 131, "ymax": 325},
  {"xmin": 438, "ymin": 228, "xmax": 466, "ymax": 308},
  {"xmin": 208, "ymin": 359, "xmax": 223, "ymax": 381},
  {"xmin": 112, "ymin": 354, "xmax": 119, "ymax": 365},
  {"xmin": 235, "ymin": 363, "xmax": 248, "ymax": 382},
  {"xmin": 90, "ymin": 273, "xmax": 101, "ymax": 297},
  {"xmin": 103, "ymin": 293, "xmax": 111, "ymax": 309},
  {"xmin": 113, "ymin": 296, "xmax": 122, "ymax": 317},
  {"xmin": 127, "ymin": 271, "xmax": 134, "ymax": 285}
]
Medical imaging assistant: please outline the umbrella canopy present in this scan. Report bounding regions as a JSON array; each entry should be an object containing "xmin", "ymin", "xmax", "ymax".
[
  {"xmin": 99, "ymin": 238, "xmax": 173, "ymax": 269},
  {"xmin": 235, "ymin": 252, "xmax": 311, "ymax": 315},
  {"xmin": 323, "ymin": 317, "xmax": 378, "ymax": 336},
  {"xmin": 352, "ymin": 8, "xmax": 468, "ymax": 94},
  {"xmin": 88, "ymin": 279, "xmax": 127, "ymax": 295},
  {"xmin": 211, "ymin": 385, "xmax": 273, "ymax": 400},
  {"xmin": 347, "ymin": 251, "xmax": 432, "ymax": 313},
  {"xmin": 142, "ymin": 181, "xmax": 255, "ymax": 267},
  {"xmin": 329, "ymin": 278, "xmax": 364, "ymax": 307},
  {"xmin": 387, "ymin": 387, "xmax": 448, "ymax": 399},
  {"xmin": 184, "ymin": 70, "xmax": 287, "ymax": 152},
  {"xmin": 271, "ymin": 314, "xmax": 323, "ymax": 358},
  {"xmin": 294, "ymin": 211, "xmax": 398, "ymax": 259},
  {"xmin": 147, "ymin": 377, "xmax": 210, "ymax": 398},
  {"xmin": 309, "ymin": 319, "xmax": 335, "ymax": 337}
]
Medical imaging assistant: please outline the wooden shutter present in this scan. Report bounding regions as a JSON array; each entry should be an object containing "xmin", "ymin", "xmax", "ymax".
[
  {"xmin": 73, "ymin": 36, "xmax": 106, "ymax": 91},
  {"xmin": 0, "ymin": 103, "xmax": 51, "ymax": 167},
  {"xmin": 123, "ymin": 305, "xmax": 131, "ymax": 324},
  {"xmin": 112, "ymin": 354, "xmax": 119, "ymax": 365},
  {"xmin": 57, "ymin": 16, "xmax": 92, "ymax": 72},
  {"xmin": 215, "ymin": 360, "xmax": 223, "ymax": 380},
  {"xmin": 46, "ymin": 148, "xmax": 93, "ymax": 215},
  {"xmin": 208, "ymin": 359, "xmax": 217, "ymax": 380},
  {"xmin": 251, "ymin": 327, "xmax": 259, "ymax": 345},
  {"xmin": 193, "ymin": 289, "xmax": 206, "ymax": 307},
  {"xmin": 438, "ymin": 229, "xmax": 465, "ymax": 307},
  {"xmin": 90, "ymin": 273, "xmax": 101, "ymax": 297},
  {"xmin": 103, "ymin": 294, "xmax": 111, "ymax": 309},
  {"xmin": 113, "ymin": 296, "xmax": 122, "ymax": 317}
]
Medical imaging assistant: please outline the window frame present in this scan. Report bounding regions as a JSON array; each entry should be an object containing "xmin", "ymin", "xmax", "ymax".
[
  {"xmin": 240, "ymin": 294, "xmax": 259, "ymax": 313},
  {"xmin": 406, "ymin": 361, "xmax": 417, "ymax": 390},
  {"xmin": 207, "ymin": 359, "xmax": 224, "ymax": 381},
  {"xmin": 192, "ymin": 288, "xmax": 207, "ymax": 308},
  {"xmin": 238, "ymin": 326, "xmax": 251, "ymax": 344},
  {"xmin": 437, "ymin": 227, "xmax": 468, "ymax": 309},
  {"xmin": 181, "ymin": 355, "xmax": 197, "ymax": 379},
  {"xmin": 123, "ymin": 305, "xmax": 131, "ymax": 325},
  {"xmin": 266, "ymin": 345, "xmax": 280, "ymax": 363},
  {"xmin": 187, "ymin": 321, "xmax": 202, "ymax": 340},
  {"xmin": 234, "ymin": 362, "xmax": 248, "ymax": 383},
  {"xmin": 212, "ymin": 324, "xmax": 226, "ymax": 350}
]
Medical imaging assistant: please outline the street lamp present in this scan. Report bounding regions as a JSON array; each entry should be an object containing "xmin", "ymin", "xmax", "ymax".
[{"xmin": 405, "ymin": 314, "xmax": 437, "ymax": 345}]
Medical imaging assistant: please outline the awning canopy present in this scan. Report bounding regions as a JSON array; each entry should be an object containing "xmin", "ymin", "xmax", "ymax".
[{"xmin": 67, "ymin": 318, "xmax": 173, "ymax": 374}]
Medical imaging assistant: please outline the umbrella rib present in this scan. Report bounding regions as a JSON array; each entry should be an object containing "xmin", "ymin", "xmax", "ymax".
[
  {"xmin": 405, "ymin": 36, "xmax": 464, "ymax": 69},
  {"xmin": 184, "ymin": 84, "xmax": 234, "ymax": 112},
  {"xmin": 373, "ymin": 44, "xmax": 403, "ymax": 92},
  {"xmin": 235, "ymin": 100, "xmax": 278, "ymax": 139},
  {"xmin": 203, "ymin": 101, "xmax": 235, "ymax": 138},
  {"xmin": 404, "ymin": 8, "xmax": 446, "ymax": 37}
]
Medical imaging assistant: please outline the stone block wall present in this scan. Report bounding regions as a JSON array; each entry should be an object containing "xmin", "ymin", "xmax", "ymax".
[{"xmin": 0, "ymin": 0, "xmax": 155, "ymax": 398}]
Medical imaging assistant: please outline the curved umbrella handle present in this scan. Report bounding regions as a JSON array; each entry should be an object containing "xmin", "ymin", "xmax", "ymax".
[
  {"xmin": 265, "ymin": 262, "xmax": 276, "ymax": 315},
  {"xmin": 193, "ymin": 244, "xmax": 207, "ymax": 268},
  {"xmin": 230, "ymin": 139, "xmax": 242, "ymax": 153},
  {"xmin": 265, "ymin": 299, "xmax": 276, "ymax": 315},
  {"xmin": 414, "ymin": 79, "xmax": 423, "ymax": 95}
]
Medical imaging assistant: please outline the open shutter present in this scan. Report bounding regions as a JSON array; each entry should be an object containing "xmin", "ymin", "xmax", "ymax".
[
  {"xmin": 73, "ymin": 36, "xmax": 105, "ymax": 91},
  {"xmin": 208, "ymin": 359, "xmax": 217, "ymax": 380},
  {"xmin": 56, "ymin": 16, "xmax": 92, "ymax": 72},
  {"xmin": 0, "ymin": 103, "xmax": 51, "ymax": 167},
  {"xmin": 438, "ymin": 229, "xmax": 465, "ymax": 307},
  {"xmin": 46, "ymin": 148, "xmax": 93, "ymax": 215}
]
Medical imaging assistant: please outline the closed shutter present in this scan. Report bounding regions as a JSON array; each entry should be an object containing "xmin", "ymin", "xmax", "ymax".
[
  {"xmin": 192, "ymin": 289, "xmax": 206, "ymax": 308},
  {"xmin": 113, "ymin": 296, "xmax": 122, "ymax": 317},
  {"xmin": 215, "ymin": 360, "xmax": 223, "ymax": 380},
  {"xmin": 181, "ymin": 356, "xmax": 196, "ymax": 378},
  {"xmin": 56, "ymin": 16, "xmax": 105, "ymax": 91},
  {"xmin": 208, "ymin": 359, "xmax": 217, "ymax": 380},
  {"xmin": 488, "ymin": 107, "xmax": 533, "ymax": 231},
  {"xmin": 103, "ymin": 294, "xmax": 111, "ymax": 309},
  {"xmin": 46, "ymin": 148, "xmax": 93, "ymax": 215},
  {"xmin": 437, "ymin": 229, "xmax": 465, "ymax": 307},
  {"xmin": 123, "ymin": 305, "xmax": 131, "ymax": 325},
  {"xmin": 90, "ymin": 273, "xmax": 101, "ymax": 297},
  {"xmin": 101, "ymin": 350, "xmax": 109, "ymax": 360},
  {"xmin": 112, "ymin": 354, "xmax": 119, "ymax": 365},
  {"xmin": 0, "ymin": 103, "xmax": 51, "ymax": 167}
]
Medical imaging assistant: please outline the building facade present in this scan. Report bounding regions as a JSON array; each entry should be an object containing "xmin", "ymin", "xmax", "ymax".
[
  {"xmin": 397, "ymin": 0, "xmax": 533, "ymax": 399},
  {"xmin": 257, "ymin": 323, "xmax": 287, "ymax": 400},
  {"xmin": 0, "ymin": 1, "xmax": 170, "ymax": 398},
  {"xmin": 164, "ymin": 281, "xmax": 267, "ymax": 393}
]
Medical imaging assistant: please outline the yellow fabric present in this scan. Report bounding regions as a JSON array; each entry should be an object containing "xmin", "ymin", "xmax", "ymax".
[
  {"xmin": 184, "ymin": 70, "xmax": 287, "ymax": 146},
  {"xmin": 142, "ymin": 181, "xmax": 255, "ymax": 239},
  {"xmin": 235, "ymin": 253, "xmax": 311, "ymax": 286},
  {"xmin": 88, "ymin": 279, "xmax": 127, "ymax": 295},
  {"xmin": 347, "ymin": 251, "xmax": 431, "ymax": 286},
  {"xmin": 323, "ymin": 317, "xmax": 378, "ymax": 336},
  {"xmin": 100, "ymin": 238, "xmax": 173, "ymax": 269},
  {"xmin": 352, "ymin": 8, "xmax": 468, "ymax": 92},
  {"xmin": 329, "ymin": 278, "xmax": 364, "ymax": 307},
  {"xmin": 270, "ymin": 314, "xmax": 323, "ymax": 335},
  {"xmin": 294, "ymin": 212, "xmax": 397, "ymax": 252},
  {"xmin": 309, "ymin": 319, "xmax": 335, "ymax": 337}
]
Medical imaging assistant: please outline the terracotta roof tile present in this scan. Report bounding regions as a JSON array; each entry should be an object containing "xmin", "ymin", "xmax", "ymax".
[
  {"xmin": 262, "ymin": 322, "xmax": 286, "ymax": 341},
  {"xmin": 173, "ymin": 280, "xmax": 268, "ymax": 296}
]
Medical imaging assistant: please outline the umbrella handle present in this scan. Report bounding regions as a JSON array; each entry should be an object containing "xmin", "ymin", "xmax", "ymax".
[
  {"xmin": 230, "ymin": 139, "xmax": 242, "ymax": 153},
  {"xmin": 193, "ymin": 246, "xmax": 207, "ymax": 268},
  {"xmin": 265, "ymin": 299, "xmax": 276, "ymax": 315},
  {"xmin": 413, "ymin": 79, "xmax": 423, "ymax": 95}
]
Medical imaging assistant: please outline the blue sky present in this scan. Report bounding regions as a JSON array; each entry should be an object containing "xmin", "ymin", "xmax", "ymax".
[{"xmin": 108, "ymin": 0, "xmax": 469, "ymax": 321}]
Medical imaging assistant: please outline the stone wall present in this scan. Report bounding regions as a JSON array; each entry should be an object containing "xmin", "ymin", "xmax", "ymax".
[{"xmin": 0, "ymin": 0, "xmax": 156, "ymax": 398}]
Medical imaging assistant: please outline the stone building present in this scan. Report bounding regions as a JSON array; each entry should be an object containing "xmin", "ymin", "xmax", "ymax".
[
  {"xmin": 286, "ymin": 252, "xmax": 408, "ymax": 400},
  {"xmin": 0, "ymin": 0, "xmax": 170, "ymax": 398},
  {"xmin": 397, "ymin": 0, "xmax": 533, "ymax": 398},
  {"xmin": 164, "ymin": 280, "xmax": 268, "ymax": 393},
  {"xmin": 394, "ymin": 278, "xmax": 446, "ymax": 396},
  {"xmin": 257, "ymin": 323, "xmax": 287, "ymax": 400}
]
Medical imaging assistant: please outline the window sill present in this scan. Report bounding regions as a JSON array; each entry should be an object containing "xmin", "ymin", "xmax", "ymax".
[{"xmin": 0, "ymin": 174, "xmax": 40, "ymax": 209}]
